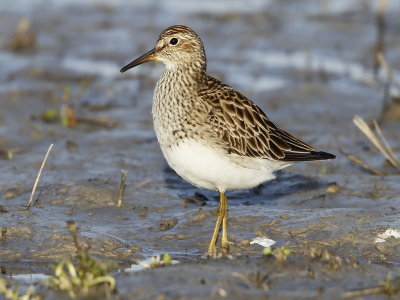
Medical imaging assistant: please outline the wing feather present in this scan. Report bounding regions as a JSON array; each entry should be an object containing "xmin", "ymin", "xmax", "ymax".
[{"xmin": 199, "ymin": 76, "xmax": 335, "ymax": 162}]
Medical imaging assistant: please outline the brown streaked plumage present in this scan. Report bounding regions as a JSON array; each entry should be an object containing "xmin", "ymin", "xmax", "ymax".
[
  {"xmin": 199, "ymin": 75, "xmax": 334, "ymax": 161},
  {"xmin": 121, "ymin": 25, "xmax": 335, "ymax": 257}
]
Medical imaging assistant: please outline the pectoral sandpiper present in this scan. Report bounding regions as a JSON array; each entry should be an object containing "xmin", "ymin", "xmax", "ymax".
[{"xmin": 121, "ymin": 25, "xmax": 335, "ymax": 257}]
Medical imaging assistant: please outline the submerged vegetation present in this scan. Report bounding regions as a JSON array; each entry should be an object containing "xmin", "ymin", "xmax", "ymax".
[
  {"xmin": 342, "ymin": 274, "xmax": 400, "ymax": 298},
  {"xmin": 263, "ymin": 246, "xmax": 292, "ymax": 262},
  {"xmin": 0, "ymin": 221, "xmax": 178, "ymax": 299},
  {"xmin": 48, "ymin": 221, "xmax": 116, "ymax": 298},
  {"xmin": 0, "ymin": 278, "xmax": 40, "ymax": 300}
]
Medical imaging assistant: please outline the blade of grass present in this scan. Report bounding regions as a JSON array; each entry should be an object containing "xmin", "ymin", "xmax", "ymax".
[
  {"xmin": 341, "ymin": 151, "xmax": 384, "ymax": 176},
  {"xmin": 353, "ymin": 116, "xmax": 400, "ymax": 171},
  {"xmin": 342, "ymin": 286, "xmax": 387, "ymax": 298},
  {"xmin": 116, "ymin": 170, "xmax": 127, "ymax": 207},
  {"xmin": 376, "ymin": 51, "xmax": 400, "ymax": 95},
  {"xmin": 27, "ymin": 143, "xmax": 54, "ymax": 209},
  {"xmin": 373, "ymin": 119, "xmax": 400, "ymax": 168}
]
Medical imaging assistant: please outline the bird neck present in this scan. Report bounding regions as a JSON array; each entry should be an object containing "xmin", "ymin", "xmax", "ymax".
[{"xmin": 164, "ymin": 60, "xmax": 206, "ymax": 88}]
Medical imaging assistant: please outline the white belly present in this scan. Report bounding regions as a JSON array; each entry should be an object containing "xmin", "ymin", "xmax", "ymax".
[{"xmin": 160, "ymin": 139, "xmax": 290, "ymax": 192}]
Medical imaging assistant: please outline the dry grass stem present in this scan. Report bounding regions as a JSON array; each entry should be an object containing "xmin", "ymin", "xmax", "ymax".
[
  {"xmin": 137, "ymin": 179, "xmax": 152, "ymax": 187},
  {"xmin": 27, "ymin": 143, "xmax": 54, "ymax": 209},
  {"xmin": 376, "ymin": 52, "xmax": 400, "ymax": 95},
  {"xmin": 75, "ymin": 116, "xmax": 119, "ymax": 129},
  {"xmin": 374, "ymin": 0, "xmax": 388, "ymax": 76},
  {"xmin": 341, "ymin": 151, "xmax": 384, "ymax": 176},
  {"xmin": 373, "ymin": 119, "xmax": 399, "ymax": 165},
  {"xmin": 342, "ymin": 273, "xmax": 400, "ymax": 298},
  {"xmin": 117, "ymin": 170, "xmax": 128, "ymax": 207},
  {"xmin": 353, "ymin": 116, "xmax": 400, "ymax": 171},
  {"xmin": 342, "ymin": 286, "xmax": 389, "ymax": 298}
]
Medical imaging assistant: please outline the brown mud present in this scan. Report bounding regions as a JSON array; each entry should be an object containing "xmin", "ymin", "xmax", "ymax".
[{"xmin": 1, "ymin": 0, "xmax": 400, "ymax": 299}]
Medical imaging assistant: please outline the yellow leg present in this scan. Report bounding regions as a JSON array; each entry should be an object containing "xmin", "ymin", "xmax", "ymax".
[
  {"xmin": 221, "ymin": 193, "xmax": 229, "ymax": 252},
  {"xmin": 207, "ymin": 192, "xmax": 224, "ymax": 257}
]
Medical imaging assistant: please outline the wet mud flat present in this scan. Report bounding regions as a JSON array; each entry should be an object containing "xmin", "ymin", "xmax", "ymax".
[{"xmin": 1, "ymin": 0, "xmax": 400, "ymax": 299}]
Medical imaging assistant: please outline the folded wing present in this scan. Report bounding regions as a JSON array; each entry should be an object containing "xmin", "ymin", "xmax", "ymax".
[{"xmin": 200, "ymin": 76, "xmax": 335, "ymax": 162}]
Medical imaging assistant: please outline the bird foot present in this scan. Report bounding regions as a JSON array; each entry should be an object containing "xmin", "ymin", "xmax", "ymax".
[{"xmin": 206, "ymin": 243, "xmax": 231, "ymax": 259}]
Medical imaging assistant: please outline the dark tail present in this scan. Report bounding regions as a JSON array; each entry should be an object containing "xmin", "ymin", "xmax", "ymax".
[{"xmin": 281, "ymin": 151, "xmax": 336, "ymax": 162}]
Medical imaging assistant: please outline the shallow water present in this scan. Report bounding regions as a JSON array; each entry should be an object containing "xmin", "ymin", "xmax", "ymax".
[{"xmin": 1, "ymin": 0, "xmax": 400, "ymax": 299}]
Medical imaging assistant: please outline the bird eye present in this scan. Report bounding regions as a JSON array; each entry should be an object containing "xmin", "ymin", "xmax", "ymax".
[{"xmin": 169, "ymin": 38, "xmax": 178, "ymax": 45}]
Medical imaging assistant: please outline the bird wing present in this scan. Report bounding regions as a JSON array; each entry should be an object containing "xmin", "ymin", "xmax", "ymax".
[{"xmin": 199, "ymin": 76, "xmax": 332, "ymax": 161}]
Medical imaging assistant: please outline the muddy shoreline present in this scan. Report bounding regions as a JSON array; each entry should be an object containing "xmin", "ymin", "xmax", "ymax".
[{"xmin": 1, "ymin": 0, "xmax": 400, "ymax": 299}]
